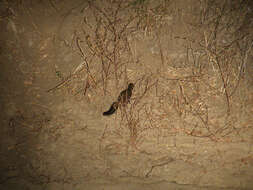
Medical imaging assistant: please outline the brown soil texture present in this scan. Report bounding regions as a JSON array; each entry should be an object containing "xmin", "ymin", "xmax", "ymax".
[{"xmin": 1, "ymin": 0, "xmax": 253, "ymax": 189}]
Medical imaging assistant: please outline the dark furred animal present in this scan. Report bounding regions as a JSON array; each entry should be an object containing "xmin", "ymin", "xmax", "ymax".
[{"xmin": 103, "ymin": 83, "xmax": 134, "ymax": 116}]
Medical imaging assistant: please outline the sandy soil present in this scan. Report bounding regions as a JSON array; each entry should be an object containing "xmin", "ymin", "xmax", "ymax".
[{"xmin": 1, "ymin": 0, "xmax": 253, "ymax": 189}]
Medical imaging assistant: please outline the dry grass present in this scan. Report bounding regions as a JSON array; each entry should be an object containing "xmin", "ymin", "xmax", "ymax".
[{"xmin": 48, "ymin": 0, "xmax": 253, "ymax": 152}]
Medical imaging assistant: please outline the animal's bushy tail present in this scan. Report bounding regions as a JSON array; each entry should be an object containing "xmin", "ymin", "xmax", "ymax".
[{"xmin": 103, "ymin": 102, "xmax": 118, "ymax": 116}]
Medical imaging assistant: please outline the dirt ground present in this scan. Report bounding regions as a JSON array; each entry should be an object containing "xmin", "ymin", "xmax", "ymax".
[{"xmin": 1, "ymin": 0, "xmax": 253, "ymax": 189}]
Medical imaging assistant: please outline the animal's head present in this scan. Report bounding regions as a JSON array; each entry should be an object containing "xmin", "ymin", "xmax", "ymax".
[{"xmin": 128, "ymin": 83, "xmax": 134, "ymax": 90}]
